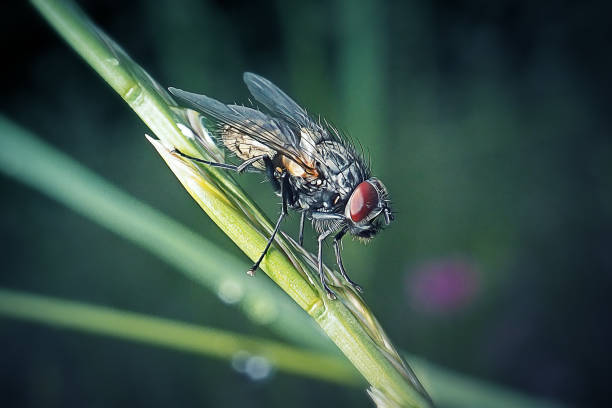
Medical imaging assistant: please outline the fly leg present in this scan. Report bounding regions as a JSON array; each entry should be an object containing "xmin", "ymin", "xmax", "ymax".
[
  {"xmin": 298, "ymin": 212, "xmax": 306, "ymax": 247},
  {"xmin": 247, "ymin": 172, "xmax": 289, "ymax": 276},
  {"xmin": 333, "ymin": 227, "xmax": 363, "ymax": 293},
  {"xmin": 172, "ymin": 148, "xmax": 265, "ymax": 173},
  {"xmin": 317, "ymin": 229, "xmax": 336, "ymax": 299}
]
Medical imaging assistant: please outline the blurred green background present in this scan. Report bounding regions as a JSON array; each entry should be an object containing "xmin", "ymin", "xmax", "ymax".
[{"xmin": 1, "ymin": 0, "xmax": 610, "ymax": 407}]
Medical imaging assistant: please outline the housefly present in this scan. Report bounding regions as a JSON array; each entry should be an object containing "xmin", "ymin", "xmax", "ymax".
[{"xmin": 169, "ymin": 73, "xmax": 393, "ymax": 299}]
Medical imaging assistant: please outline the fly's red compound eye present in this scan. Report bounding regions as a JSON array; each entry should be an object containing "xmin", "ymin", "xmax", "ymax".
[{"xmin": 349, "ymin": 181, "xmax": 379, "ymax": 222}]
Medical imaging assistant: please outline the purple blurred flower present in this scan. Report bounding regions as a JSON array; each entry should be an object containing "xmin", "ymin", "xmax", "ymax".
[{"xmin": 407, "ymin": 257, "xmax": 479, "ymax": 314}]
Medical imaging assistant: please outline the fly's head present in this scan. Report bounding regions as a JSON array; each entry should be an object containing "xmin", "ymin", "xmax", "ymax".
[{"xmin": 345, "ymin": 178, "xmax": 394, "ymax": 241}]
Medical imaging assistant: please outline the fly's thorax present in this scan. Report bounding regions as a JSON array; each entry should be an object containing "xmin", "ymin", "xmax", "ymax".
[
  {"xmin": 315, "ymin": 140, "xmax": 368, "ymax": 198},
  {"xmin": 290, "ymin": 178, "xmax": 343, "ymax": 212},
  {"xmin": 284, "ymin": 138, "xmax": 367, "ymax": 213}
]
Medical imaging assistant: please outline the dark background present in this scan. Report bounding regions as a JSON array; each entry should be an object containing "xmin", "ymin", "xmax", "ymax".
[{"xmin": 1, "ymin": 0, "xmax": 611, "ymax": 407}]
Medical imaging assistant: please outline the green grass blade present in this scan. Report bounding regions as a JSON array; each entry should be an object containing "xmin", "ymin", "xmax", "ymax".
[
  {"xmin": 409, "ymin": 356, "xmax": 564, "ymax": 408},
  {"xmin": 0, "ymin": 288, "xmax": 358, "ymax": 385}
]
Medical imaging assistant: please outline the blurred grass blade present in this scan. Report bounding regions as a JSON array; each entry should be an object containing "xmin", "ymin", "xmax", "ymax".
[
  {"xmin": 337, "ymin": 0, "xmax": 386, "ymax": 163},
  {"xmin": 0, "ymin": 114, "xmax": 331, "ymax": 352},
  {"xmin": 409, "ymin": 356, "xmax": 564, "ymax": 408},
  {"xmin": 0, "ymin": 288, "xmax": 358, "ymax": 385}
]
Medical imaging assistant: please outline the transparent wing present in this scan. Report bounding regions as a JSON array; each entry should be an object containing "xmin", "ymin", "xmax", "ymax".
[
  {"xmin": 243, "ymin": 72, "xmax": 315, "ymax": 129},
  {"xmin": 243, "ymin": 74, "xmax": 370, "ymax": 182},
  {"xmin": 169, "ymin": 87, "xmax": 310, "ymax": 168},
  {"xmin": 243, "ymin": 73, "xmax": 339, "ymax": 164}
]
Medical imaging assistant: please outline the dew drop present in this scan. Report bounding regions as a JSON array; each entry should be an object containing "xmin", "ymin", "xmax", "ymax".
[
  {"xmin": 245, "ymin": 355, "xmax": 273, "ymax": 381},
  {"xmin": 217, "ymin": 279, "xmax": 244, "ymax": 305},
  {"xmin": 231, "ymin": 350, "xmax": 250, "ymax": 373}
]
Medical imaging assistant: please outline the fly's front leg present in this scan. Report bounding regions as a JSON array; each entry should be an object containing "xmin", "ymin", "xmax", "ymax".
[
  {"xmin": 333, "ymin": 227, "xmax": 363, "ymax": 293},
  {"xmin": 247, "ymin": 172, "xmax": 289, "ymax": 276},
  {"xmin": 317, "ymin": 229, "xmax": 336, "ymax": 299}
]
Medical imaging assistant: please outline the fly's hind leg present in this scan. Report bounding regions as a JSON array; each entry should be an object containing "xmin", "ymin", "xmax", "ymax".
[
  {"xmin": 247, "ymin": 171, "xmax": 289, "ymax": 276},
  {"xmin": 172, "ymin": 148, "xmax": 265, "ymax": 173}
]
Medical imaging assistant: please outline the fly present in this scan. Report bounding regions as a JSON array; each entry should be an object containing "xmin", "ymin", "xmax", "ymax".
[{"xmin": 169, "ymin": 73, "xmax": 394, "ymax": 299}]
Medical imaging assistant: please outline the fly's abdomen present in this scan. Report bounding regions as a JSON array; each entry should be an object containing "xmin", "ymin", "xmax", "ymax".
[{"xmin": 221, "ymin": 125, "xmax": 276, "ymax": 169}]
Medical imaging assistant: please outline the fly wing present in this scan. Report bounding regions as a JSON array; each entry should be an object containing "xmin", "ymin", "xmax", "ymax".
[
  {"xmin": 169, "ymin": 87, "xmax": 310, "ymax": 168},
  {"xmin": 243, "ymin": 74, "xmax": 370, "ymax": 184},
  {"xmin": 243, "ymin": 73, "xmax": 314, "ymax": 129},
  {"xmin": 243, "ymin": 73, "xmax": 335, "ymax": 166}
]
